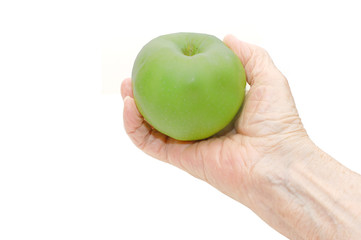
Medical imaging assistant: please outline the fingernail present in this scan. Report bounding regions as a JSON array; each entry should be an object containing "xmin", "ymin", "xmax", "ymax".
[{"xmin": 124, "ymin": 96, "xmax": 130, "ymax": 103}]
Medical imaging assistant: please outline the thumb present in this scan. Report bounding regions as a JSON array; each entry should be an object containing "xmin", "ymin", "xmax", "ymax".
[{"xmin": 223, "ymin": 35, "xmax": 285, "ymax": 86}]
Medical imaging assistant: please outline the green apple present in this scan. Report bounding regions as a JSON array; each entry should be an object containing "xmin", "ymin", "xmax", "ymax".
[{"xmin": 132, "ymin": 32, "xmax": 246, "ymax": 141}]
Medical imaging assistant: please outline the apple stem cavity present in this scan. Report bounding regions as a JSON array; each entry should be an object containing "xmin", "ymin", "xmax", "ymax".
[{"xmin": 182, "ymin": 42, "xmax": 199, "ymax": 56}]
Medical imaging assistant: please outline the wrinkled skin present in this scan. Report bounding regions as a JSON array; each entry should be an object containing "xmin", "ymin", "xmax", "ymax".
[{"xmin": 121, "ymin": 34, "xmax": 309, "ymax": 208}]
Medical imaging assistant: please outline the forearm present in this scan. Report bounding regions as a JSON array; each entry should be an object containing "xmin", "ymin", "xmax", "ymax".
[{"xmin": 248, "ymin": 141, "xmax": 361, "ymax": 239}]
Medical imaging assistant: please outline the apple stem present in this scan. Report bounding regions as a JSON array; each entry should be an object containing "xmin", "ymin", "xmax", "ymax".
[{"xmin": 183, "ymin": 42, "xmax": 198, "ymax": 56}]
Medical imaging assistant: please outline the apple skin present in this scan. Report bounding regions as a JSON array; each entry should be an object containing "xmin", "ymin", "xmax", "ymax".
[{"xmin": 132, "ymin": 32, "xmax": 246, "ymax": 141}]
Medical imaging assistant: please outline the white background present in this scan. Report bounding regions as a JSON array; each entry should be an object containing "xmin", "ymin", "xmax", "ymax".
[{"xmin": 1, "ymin": 0, "xmax": 360, "ymax": 239}]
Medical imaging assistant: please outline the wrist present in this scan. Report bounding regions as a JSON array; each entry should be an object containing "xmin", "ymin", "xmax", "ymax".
[
  {"xmin": 244, "ymin": 137, "xmax": 317, "ymax": 238},
  {"xmin": 246, "ymin": 137, "xmax": 361, "ymax": 239}
]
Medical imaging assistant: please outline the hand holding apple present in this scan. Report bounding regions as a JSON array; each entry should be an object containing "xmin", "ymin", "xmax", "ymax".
[{"xmin": 122, "ymin": 34, "xmax": 311, "ymax": 239}]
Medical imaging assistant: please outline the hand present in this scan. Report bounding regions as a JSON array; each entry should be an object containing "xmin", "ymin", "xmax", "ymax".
[
  {"xmin": 121, "ymin": 35, "xmax": 310, "ymax": 206},
  {"xmin": 122, "ymin": 35, "xmax": 361, "ymax": 239}
]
